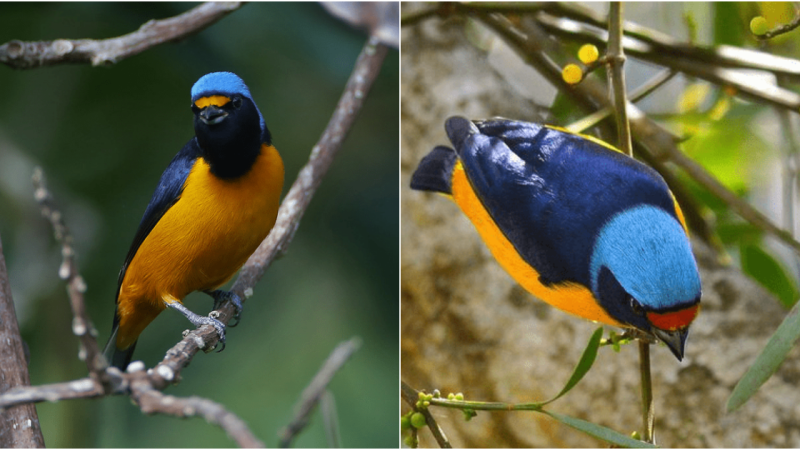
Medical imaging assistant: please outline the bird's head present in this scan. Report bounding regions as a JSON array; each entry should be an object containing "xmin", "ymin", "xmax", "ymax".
[
  {"xmin": 190, "ymin": 72, "xmax": 270, "ymax": 177},
  {"xmin": 590, "ymin": 205, "xmax": 701, "ymax": 361}
]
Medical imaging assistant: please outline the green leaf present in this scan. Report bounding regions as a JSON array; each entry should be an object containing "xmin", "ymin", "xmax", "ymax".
[
  {"xmin": 541, "ymin": 327, "xmax": 603, "ymax": 405},
  {"xmin": 543, "ymin": 411, "xmax": 657, "ymax": 448},
  {"xmin": 740, "ymin": 242, "xmax": 799, "ymax": 308},
  {"xmin": 727, "ymin": 301, "xmax": 800, "ymax": 412}
]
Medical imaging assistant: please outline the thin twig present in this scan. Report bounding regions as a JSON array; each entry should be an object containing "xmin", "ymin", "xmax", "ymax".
[
  {"xmin": 607, "ymin": 3, "xmax": 653, "ymax": 443},
  {"xmin": 400, "ymin": 382, "xmax": 452, "ymax": 448},
  {"xmin": 401, "ymin": 3, "xmax": 443, "ymax": 27},
  {"xmin": 565, "ymin": 69, "xmax": 676, "ymax": 134},
  {"xmin": 536, "ymin": 2, "xmax": 800, "ymax": 80},
  {"xmin": 756, "ymin": 7, "xmax": 800, "ymax": 40},
  {"xmin": 279, "ymin": 338, "xmax": 362, "ymax": 447},
  {"xmin": 32, "ymin": 168, "xmax": 107, "ymax": 382},
  {"xmin": 638, "ymin": 341, "xmax": 655, "ymax": 444},
  {"xmin": 606, "ymin": 2, "xmax": 632, "ymax": 157},
  {"xmin": 0, "ymin": 2, "xmax": 242, "ymax": 69},
  {"xmin": 127, "ymin": 368, "xmax": 264, "ymax": 448},
  {"xmin": 534, "ymin": 12, "xmax": 800, "ymax": 111}
]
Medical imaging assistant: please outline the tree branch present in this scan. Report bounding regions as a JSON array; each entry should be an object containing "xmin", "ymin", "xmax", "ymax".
[
  {"xmin": 127, "ymin": 366, "xmax": 264, "ymax": 448},
  {"xmin": 0, "ymin": 2, "xmax": 242, "ymax": 69},
  {"xmin": 606, "ymin": 2, "xmax": 632, "ymax": 157},
  {"xmin": 0, "ymin": 235, "xmax": 45, "ymax": 447},
  {"xmin": 279, "ymin": 338, "xmax": 362, "ymax": 447},
  {"xmin": 755, "ymin": 7, "xmax": 800, "ymax": 40},
  {"xmin": 534, "ymin": 11, "xmax": 800, "ymax": 111},
  {"xmin": 32, "ymin": 168, "xmax": 107, "ymax": 382}
]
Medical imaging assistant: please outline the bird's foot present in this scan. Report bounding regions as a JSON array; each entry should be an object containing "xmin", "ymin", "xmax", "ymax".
[
  {"xmin": 167, "ymin": 301, "xmax": 227, "ymax": 352},
  {"xmin": 205, "ymin": 289, "xmax": 244, "ymax": 327}
]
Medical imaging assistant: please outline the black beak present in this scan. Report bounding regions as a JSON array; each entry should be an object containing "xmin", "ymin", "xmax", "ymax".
[
  {"xmin": 652, "ymin": 327, "xmax": 689, "ymax": 361},
  {"xmin": 199, "ymin": 105, "xmax": 228, "ymax": 125}
]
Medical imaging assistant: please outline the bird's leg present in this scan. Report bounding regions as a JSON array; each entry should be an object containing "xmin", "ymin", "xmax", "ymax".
[
  {"xmin": 204, "ymin": 289, "xmax": 244, "ymax": 327},
  {"xmin": 166, "ymin": 301, "xmax": 227, "ymax": 352}
]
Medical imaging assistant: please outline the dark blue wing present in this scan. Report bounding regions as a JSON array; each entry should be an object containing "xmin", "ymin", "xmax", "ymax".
[
  {"xmin": 447, "ymin": 117, "xmax": 678, "ymax": 288},
  {"xmin": 112, "ymin": 139, "xmax": 201, "ymax": 322}
]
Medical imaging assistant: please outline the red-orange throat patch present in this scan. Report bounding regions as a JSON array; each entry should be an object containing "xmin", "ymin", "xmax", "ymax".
[{"xmin": 647, "ymin": 304, "xmax": 700, "ymax": 330}]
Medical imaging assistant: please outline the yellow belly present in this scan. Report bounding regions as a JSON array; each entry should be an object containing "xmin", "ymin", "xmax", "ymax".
[{"xmin": 115, "ymin": 144, "xmax": 284, "ymax": 348}]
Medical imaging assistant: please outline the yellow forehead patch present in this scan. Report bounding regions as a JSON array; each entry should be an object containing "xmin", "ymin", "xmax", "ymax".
[{"xmin": 194, "ymin": 95, "xmax": 231, "ymax": 109}]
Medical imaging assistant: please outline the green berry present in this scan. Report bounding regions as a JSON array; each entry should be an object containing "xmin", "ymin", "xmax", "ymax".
[
  {"xmin": 410, "ymin": 412, "xmax": 427, "ymax": 429},
  {"xmin": 454, "ymin": 392, "xmax": 464, "ymax": 401},
  {"xmin": 401, "ymin": 415, "xmax": 411, "ymax": 431},
  {"xmin": 447, "ymin": 393, "xmax": 455, "ymax": 400},
  {"xmin": 463, "ymin": 408, "xmax": 477, "ymax": 421},
  {"xmin": 750, "ymin": 16, "xmax": 769, "ymax": 36}
]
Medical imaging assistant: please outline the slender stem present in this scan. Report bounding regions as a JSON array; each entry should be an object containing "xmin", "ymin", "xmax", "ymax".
[
  {"xmin": 400, "ymin": 382, "xmax": 452, "ymax": 448},
  {"xmin": 607, "ymin": 2, "xmax": 632, "ymax": 157},
  {"xmin": 608, "ymin": 3, "xmax": 653, "ymax": 443},
  {"xmin": 638, "ymin": 340, "xmax": 655, "ymax": 444},
  {"xmin": 566, "ymin": 69, "xmax": 676, "ymax": 134}
]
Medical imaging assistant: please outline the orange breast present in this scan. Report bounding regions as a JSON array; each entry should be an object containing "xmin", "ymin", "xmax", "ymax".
[{"xmin": 115, "ymin": 143, "xmax": 284, "ymax": 349}]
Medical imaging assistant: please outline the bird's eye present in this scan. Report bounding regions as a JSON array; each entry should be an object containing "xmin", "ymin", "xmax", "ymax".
[
  {"xmin": 191, "ymin": 103, "xmax": 200, "ymax": 114},
  {"xmin": 629, "ymin": 297, "xmax": 644, "ymax": 316},
  {"xmin": 232, "ymin": 96, "xmax": 242, "ymax": 109}
]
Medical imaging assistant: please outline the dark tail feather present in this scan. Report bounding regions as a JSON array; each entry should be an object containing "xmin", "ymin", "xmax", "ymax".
[
  {"xmin": 111, "ymin": 343, "xmax": 136, "ymax": 371},
  {"xmin": 410, "ymin": 146, "xmax": 457, "ymax": 195},
  {"xmin": 104, "ymin": 309, "xmax": 136, "ymax": 370}
]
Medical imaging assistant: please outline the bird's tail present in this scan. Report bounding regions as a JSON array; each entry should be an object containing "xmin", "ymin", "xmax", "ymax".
[
  {"xmin": 103, "ymin": 308, "xmax": 137, "ymax": 370},
  {"xmin": 410, "ymin": 146, "xmax": 457, "ymax": 195}
]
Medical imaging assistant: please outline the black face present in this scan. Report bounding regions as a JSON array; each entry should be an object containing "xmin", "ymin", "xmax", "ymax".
[
  {"xmin": 595, "ymin": 266, "xmax": 650, "ymax": 332},
  {"xmin": 191, "ymin": 94, "xmax": 263, "ymax": 179},
  {"xmin": 595, "ymin": 265, "xmax": 693, "ymax": 360}
]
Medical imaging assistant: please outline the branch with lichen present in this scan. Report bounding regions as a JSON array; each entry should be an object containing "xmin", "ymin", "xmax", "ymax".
[{"xmin": 0, "ymin": 2, "xmax": 242, "ymax": 69}]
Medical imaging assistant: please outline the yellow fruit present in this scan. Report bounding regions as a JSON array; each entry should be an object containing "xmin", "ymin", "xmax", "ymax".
[
  {"xmin": 578, "ymin": 44, "xmax": 600, "ymax": 64},
  {"xmin": 562, "ymin": 64, "xmax": 583, "ymax": 85}
]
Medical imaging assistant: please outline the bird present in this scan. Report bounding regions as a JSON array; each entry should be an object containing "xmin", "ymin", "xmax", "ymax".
[
  {"xmin": 410, "ymin": 117, "xmax": 701, "ymax": 360},
  {"xmin": 105, "ymin": 72, "xmax": 284, "ymax": 370}
]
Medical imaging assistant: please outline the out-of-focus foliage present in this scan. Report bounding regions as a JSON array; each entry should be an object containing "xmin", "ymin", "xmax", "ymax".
[{"xmin": 0, "ymin": 3, "xmax": 398, "ymax": 447}]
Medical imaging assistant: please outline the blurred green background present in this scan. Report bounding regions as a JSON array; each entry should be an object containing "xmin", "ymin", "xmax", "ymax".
[{"xmin": 0, "ymin": 3, "xmax": 398, "ymax": 448}]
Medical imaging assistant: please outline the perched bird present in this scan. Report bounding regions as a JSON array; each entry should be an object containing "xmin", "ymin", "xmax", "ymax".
[
  {"xmin": 411, "ymin": 117, "xmax": 701, "ymax": 360},
  {"xmin": 105, "ymin": 72, "xmax": 284, "ymax": 370}
]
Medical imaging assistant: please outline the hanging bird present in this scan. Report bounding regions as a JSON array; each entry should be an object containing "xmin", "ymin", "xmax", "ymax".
[
  {"xmin": 105, "ymin": 72, "xmax": 284, "ymax": 369},
  {"xmin": 410, "ymin": 117, "xmax": 701, "ymax": 360}
]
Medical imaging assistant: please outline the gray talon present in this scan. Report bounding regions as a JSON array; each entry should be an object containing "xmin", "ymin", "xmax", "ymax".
[
  {"xmin": 205, "ymin": 290, "xmax": 244, "ymax": 327},
  {"xmin": 166, "ymin": 302, "xmax": 227, "ymax": 351}
]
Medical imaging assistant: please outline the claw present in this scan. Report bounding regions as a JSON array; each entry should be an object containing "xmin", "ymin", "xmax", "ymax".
[
  {"xmin": 204, "ymin": 290, "xmax": 244, "ymax": 327},
  {"xmin": 166, "ymin": 301, "xmax": 227, "ymax": 349}
]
